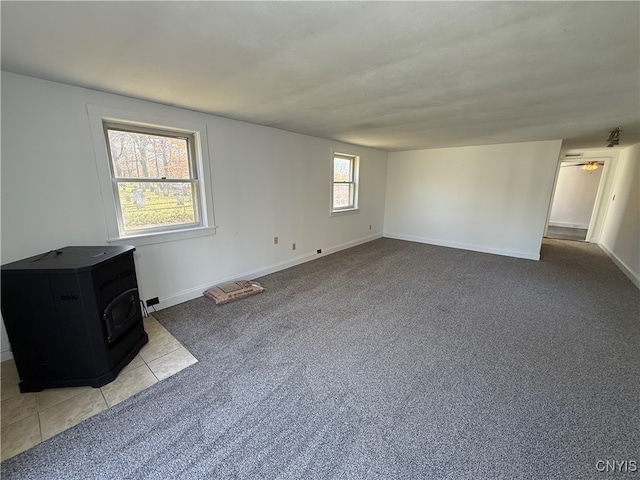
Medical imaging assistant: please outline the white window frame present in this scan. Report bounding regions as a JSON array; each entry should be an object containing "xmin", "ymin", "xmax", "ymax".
[
  {"xmin": 330, "ymin": 151, "xmax": 360, "ymax": 216},
  {"xmin": 88, "ymin": 104, "xmax": 216, "ymax": 246}
]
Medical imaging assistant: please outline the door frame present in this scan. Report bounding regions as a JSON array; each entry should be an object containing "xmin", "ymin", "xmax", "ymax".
[{"xmin": 545, "ymin": 156, "xmax": 612, "ymax": 242}]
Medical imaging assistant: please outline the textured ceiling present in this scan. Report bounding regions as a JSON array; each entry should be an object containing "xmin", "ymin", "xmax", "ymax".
[{"xmin": 2, "ymin": 1, "xmax": 639, "ymax": 152}]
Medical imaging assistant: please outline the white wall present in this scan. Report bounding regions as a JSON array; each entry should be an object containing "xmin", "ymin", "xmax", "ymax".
[
  {"xmin": 384, "ymin": 140, "xmax": 562, "ymax": 260},
  {"xmin": 549, "ymin": 162, "xmax": 603, "ymax": 229},
  {"xmin": 0, "ymin": 72, "xmax": 389, "ymax": 360},
  {"xmin": 599, "ymin": 143, "xmax": 640, "ymax": 288}
]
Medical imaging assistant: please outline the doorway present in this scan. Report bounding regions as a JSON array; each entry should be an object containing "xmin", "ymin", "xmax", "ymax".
[{"xmin": 546, "ymin": 159, "xmax": 605, "ymax": 241}]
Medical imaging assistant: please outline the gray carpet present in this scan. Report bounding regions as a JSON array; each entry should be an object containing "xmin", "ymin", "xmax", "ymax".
[
  {"xmin": 546, "ymin": 226, "xmax": 588, "ymax": 241},
  {"xmin": 2, "ymin": 238, "xmax": 639, "ymax": 479}
]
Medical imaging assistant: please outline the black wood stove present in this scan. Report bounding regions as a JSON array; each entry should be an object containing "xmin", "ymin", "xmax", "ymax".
[{"xmin": 1, "ymin": 245, "xmax": 148, "ymax": 392}]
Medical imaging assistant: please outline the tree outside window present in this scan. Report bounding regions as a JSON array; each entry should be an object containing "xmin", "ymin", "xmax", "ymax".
[{"xmin": 104, "ymin": 125, "xmax": 201, "ymax": 236}]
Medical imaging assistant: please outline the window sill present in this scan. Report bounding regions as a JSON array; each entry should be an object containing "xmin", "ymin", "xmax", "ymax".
[
  {"xmin": 330, "ymin": 208, "xmax": 360, "ymax": 217},
  {"xmin": 108, "ymin": 226, "xmax": 216, "ymax": 247}
]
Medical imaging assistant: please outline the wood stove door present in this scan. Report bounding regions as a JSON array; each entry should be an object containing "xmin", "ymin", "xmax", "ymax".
[{"xmin": 102, "ymin": 288, "xmax": 141, "ymax": 345}]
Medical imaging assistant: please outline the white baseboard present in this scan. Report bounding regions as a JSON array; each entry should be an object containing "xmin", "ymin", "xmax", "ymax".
[
  {"xmin": 383, "ymin": 232, "xmax": 540, "ymax": 260},
  {"xmin": 151, "ymin": 233, "xmax": 383, "ymax": 312},
  {"xmin": 1, "ymin": 349, "xmax": 13, "ymax": 362},
  {"xmin": 598, "ymin": 243, "xmax": 640, "ymax": 289}
]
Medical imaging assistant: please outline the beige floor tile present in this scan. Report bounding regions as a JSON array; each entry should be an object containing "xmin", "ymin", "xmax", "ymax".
[
  {"xmin": 1, "ymin": 392, "xmax": 38, "ymax": 426},
  {"xmin": 139, "ymin": 328, "xmax": 183, "ymax": 363},
  {"xmin": 37, "ymin": 385, "xmax": 93, "ymax": 412},
  {"xmin": 100, "ymin": 364, "xmax": 158, "ymax": 407},
  {"xmin": 0, "ymin": 315, "xmax": 196, "ymax": 458},
  {"xmin": 143, "ymin": 315, "xmax": 166, "ymax": 337},
  {"xmin": 119, "ymin": 353, "xmax": 145, "ymax": 376},
  {"xmin": 147, "ymin": 347, "xmax": 198, "ymax": 381},
  {"xmin": 39, "ymin": 388, "xmax": 107, "ymax": 441},
  {"xmin": 1, "ymin": 413, "xmax": 41, "ymax": 461},
  {"xmin": 1, "ymin": 379, "xmax": 22, "ymax": 402},
  {"xmin": 1, "ymin": 358, "xmax": 19, "ymax": 378},
  {"xmin": 1, "ymin": 360, "xmax": 21, "ymax": 401}
]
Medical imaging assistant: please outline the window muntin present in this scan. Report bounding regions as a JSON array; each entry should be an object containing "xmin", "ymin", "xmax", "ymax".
[
  {"xmin": 104, "ymin": 124, "xmax": 202, "ymax": 236},
  {"xmin": 332, "ymin": 153, "xmax": 359, "ymax": 212}
]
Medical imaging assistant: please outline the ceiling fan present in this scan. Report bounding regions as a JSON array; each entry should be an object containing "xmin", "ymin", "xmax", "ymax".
[{"xmin": 562, "ymin": 160, "xmax": 604, "ymax": 171}]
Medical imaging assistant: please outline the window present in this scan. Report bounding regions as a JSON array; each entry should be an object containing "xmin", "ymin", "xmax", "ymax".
[
  {"xmin": 104, "ymin": 123, "xmax": 201, "ymax": 236},
  {"xmin": 88, "ymin": 104, "xmax": 215, "ymax": 246},
  {"xmin": 331, "ymin": 152, "xmax": 359, "ymax": 214}
]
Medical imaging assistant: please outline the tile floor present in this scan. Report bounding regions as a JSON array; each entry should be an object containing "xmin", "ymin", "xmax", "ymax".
[{"xmin": 1, "ymin": 315, "xmax": 197, "ymax": 461}]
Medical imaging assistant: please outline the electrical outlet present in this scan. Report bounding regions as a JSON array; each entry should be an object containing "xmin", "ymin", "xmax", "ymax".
[
  {"xmin": 274, "ymin": 236, "xmax": 279, "ymax": 245},
  {"xmin": 292, "ymin": 243, "xmax": 296, "ymax": 250},
  {"xmin": 146, "ymin": 297, "xmax": 159, "ymax": 307}
]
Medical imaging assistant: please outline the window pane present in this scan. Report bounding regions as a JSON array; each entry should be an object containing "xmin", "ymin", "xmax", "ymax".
[
  {"xmin": 107, "ymin": 130, "xmax": 191, "ymax": 179},
  {"xmin": 334, "ymin": 158, "xmax": 352, "ymax": 182},
  {"xmin": 116, "ymin": 181, "xmax": 197, "ymax": 232},
  {"xmin": 333, "ymin": 184, "xmax": 353, "ymax": 208}
]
